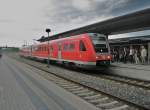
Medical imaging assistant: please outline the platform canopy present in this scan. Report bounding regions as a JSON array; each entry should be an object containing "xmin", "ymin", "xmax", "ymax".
[
  {"xmin": 109, "ymin": 35, "xmax": 150, "ymax": 44},
  {"xmin": 38, "ymin": 8, "xmax": 150, "ymax": 42}
]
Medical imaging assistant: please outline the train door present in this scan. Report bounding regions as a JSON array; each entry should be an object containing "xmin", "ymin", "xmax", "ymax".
[
  {"xmin": 79, "ymin": 40, "xmax": 87, "ymax": 61},
  {"xmin": 58, "ymin": 42, "xmax": 61, "ymax": 59}
]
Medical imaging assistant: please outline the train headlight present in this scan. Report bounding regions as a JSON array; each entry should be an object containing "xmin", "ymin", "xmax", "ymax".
[{"xmin": 107, "ymin": 56, "xmax": 111, "ymax": 59}]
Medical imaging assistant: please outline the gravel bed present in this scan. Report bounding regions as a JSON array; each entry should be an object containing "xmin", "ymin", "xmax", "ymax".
[
  {"xmin": 47, "ymin": 67, "xmax": 150, "ymax": 109},
  {"xmin": 11, "ymin": 55, "xmax": 150, "ymax": 109}
]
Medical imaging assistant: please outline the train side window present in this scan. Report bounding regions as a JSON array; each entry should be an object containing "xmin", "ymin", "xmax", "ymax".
[
  {"xmin": 34, "ymin": 46, "xmax": 37, "ymax": 51},
  {"xmin": 46, "ymin": 46, "xmax": 47, "ymax": 51},
  {"xmin": 41, "ymin": 47, "xmax": 42, "ymax": 51},
  {"xmin": 50, "ymin": 46, "xmax": 53, "ymax": 52},
  {"xmin": 46, "ymin": 46, "xmax": 48, "ymax": 51},
  {"xmin": 70, "ymin": 43, "xmax": 75, "ymax": 51},
  {"xmin": 43, "ymin": 46, "xmax": 44, "ymax": 51},
  {"xmin": 40, "ymin": 46, "xmax": 42, "ymax": 51},
  {"xmin": 41, "ymin": 46, "xmax": 43, "ymax": 51},
  {"xmin": 79, "ymin": 40, "xmax": 86, "ymax": 51},
  {"xmin": 44, "ymin": 46, "xmax": 46, "ymax": 51},
  {"xmin": 58, "ymin": 43, "xmax": 61, "ymax": 51},
  {"xmin": 38, "ymin": 46, "xmax": 40, "ymax": 51},
  {"xmin": 43, "ymin": 47, "xmax": 44, "ymax": 51},
  {"xmin": 45, "ymin": 46, "xmax": 47, "ymax": 51},
  {"xmin": 64, "ymin": 44, "xmax": 68, "ymax": 51}
]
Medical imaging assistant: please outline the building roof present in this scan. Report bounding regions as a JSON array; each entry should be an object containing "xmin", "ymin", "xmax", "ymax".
[
  {"xmin": 109, "ymin": 35, "xmax": 150, "ymax": 44},
  {"xmin": 38, "ymin": 8, "xmax": 150, "ymax": 42}
]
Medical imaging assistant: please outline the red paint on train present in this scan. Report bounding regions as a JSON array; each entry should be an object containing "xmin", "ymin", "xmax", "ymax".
[{"xmin": 19, "ymin": 33, "xmax": 112, "ymax": 69}]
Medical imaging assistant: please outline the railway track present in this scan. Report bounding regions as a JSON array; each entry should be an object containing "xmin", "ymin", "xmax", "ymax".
[
  {"xmin": 98, "ymin": 74, "xmax": 150, "ymax": 90},
  {"xmin": 8, "ymin": 54, "xmax": 148, "ymax": 110},
  {"xmin": 29, "ymin": 66, "xmax": 137, "ymax": 110},
  {"xmin": 50, "ymin": 63, "xmax": 150, "ymax": 90},
  {"xmin": 58, "ymin": 62, "xmax": 150, "ymax": 91}
]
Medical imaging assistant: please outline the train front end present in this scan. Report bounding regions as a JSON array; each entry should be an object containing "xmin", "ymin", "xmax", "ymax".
[{"xmin": 89, "ymin": 33, "xmax": 112, "ymax": 67}]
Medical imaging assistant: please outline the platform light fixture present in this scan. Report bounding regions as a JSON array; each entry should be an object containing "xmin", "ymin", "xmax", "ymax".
[{"xmin": 45, "ymin": 28, "xmax": 51, "ymax": 68}]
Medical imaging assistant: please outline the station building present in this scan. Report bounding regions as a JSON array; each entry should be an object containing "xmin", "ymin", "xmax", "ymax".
[{"xmin": 109, "ymin": 35, "xmax": 150, "ymax": 64}]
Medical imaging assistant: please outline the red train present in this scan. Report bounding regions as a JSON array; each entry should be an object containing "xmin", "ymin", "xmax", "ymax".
[{"xmin": 19, "ymin": 33, "xmax": 112, "ymax": 69}]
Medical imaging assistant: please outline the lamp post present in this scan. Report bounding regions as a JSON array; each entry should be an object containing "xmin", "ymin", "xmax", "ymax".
[{"xmin": 46, "ymin": 28, "xmax": 51, "ymax": 68}]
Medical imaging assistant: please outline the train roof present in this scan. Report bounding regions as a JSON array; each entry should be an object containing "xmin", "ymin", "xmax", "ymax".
[
  {"xmin": 38, "ymin": 8, "xmax": 150, "ymax": 42},
  {"xmin": 40, "ymin": 33, "xmax": 89, "ymax": 44}
]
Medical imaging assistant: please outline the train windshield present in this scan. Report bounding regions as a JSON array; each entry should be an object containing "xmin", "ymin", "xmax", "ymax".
[{"xmin": 89, "ymin": 33, "xmax": 108, "ymax": 53}]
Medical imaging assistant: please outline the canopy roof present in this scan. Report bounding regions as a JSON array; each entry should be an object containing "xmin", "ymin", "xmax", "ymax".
[{"xmin": 38, "ymin": 8, "xmax": 150, "ymax": 42}]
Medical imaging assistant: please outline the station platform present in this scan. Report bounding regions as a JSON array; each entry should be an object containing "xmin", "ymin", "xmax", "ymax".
[
  {"xmin": 0, "ymin": 55, "xmax": 100, "ymax": 110},
  {"xmin": 112, "ymin": 62, "xmax": 150, "ymax": 71},
  {"xmin": 108, "ymin": 62, "xmax": 150, "ymax": 81}
]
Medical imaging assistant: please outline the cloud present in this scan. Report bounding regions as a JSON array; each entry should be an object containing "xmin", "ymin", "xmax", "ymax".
[
  {"xmin": 0, "ymin": 0, "xmax": 150, "ymax": 47},
  {"xmin": 0, "ymin": 19, "xmax": 14, "ymax": 23},
  {"xmin": 44, "ymin": 0, "xmax": 150, "ymax": 40},
  {"xmin": 43, "ymin": 0, "xmax": 130, "ymax": 36},
  {"xmin": 71, "ymin": 0, "xmax": 95, "ymax": 11},
  {"xmin": 71, "ymin": 0, "xmax": 129, "ymax": 12}
]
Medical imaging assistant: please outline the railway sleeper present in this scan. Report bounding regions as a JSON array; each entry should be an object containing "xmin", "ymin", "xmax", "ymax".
[
  {"xmin": 107, "ymin": 104, "xmax": 129, "ymax": 110},
  {"xmin": 72, "ymin": 89, "xmax": 90, "ymax": 94},
  {"xmin": 68, "ymin": 87, "xmax": 85, "ymax": 91},
  {"xmin": 59, "ymin": 84, "xmax": 77, "ymax": 87},
  {"xmin": 89, "ymin": 97, "xmax": 109, "ymax": 103},
  {"xmin": 98, "ymin": 102, "xmax": 128, "ymax": 110},
  {"xmin": 63, "ymin": 86, "xmax": 82, "ymax": 89},
  {"xmin": 55, "ymin": 82, "xmax": 74, "ymax": 85},
  {"xmin": 84, "ymin": 94, "xmax": 102, "ymax": 99},
  {"xmin": 77, "ymin": 91, "xmax": 95, "ymax": 97},
  {"xmin": 96, "ymin": 100, "xmax": 118, "ymax": 107}
]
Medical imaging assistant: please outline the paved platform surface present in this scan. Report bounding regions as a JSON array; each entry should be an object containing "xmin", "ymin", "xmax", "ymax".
[
  {"xmin": 109, "ymin": 62, "xmax": 150, "ymax": 81},
  {"xmin": 112, "ymin": 62, "xmax": 150, "ymax": 71},
  {"xmin": 0, "ymin": 55, "xmax": 100, "ymax": 110}
]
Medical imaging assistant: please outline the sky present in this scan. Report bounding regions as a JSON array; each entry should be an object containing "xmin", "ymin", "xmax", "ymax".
[{"xmin": 0, "ymin": 0, "xmax": 150, "ymax": 47}]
